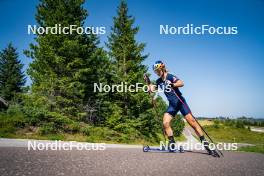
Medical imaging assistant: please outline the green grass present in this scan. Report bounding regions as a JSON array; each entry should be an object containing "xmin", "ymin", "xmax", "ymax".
[
  {"xmin": 204, "ymin": 125, "xmax": 264, "ymax": 145},
  {"xmin": 238, "ymin": 145, "xmax": 264, "ymax": 154},
  {"xmin": 202, "ymin": 124, "xmax": 264, "ymax": 154}
]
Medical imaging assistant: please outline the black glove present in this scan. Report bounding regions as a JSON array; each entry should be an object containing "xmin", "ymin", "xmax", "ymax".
[{"xmin": 143, "ymin": 73, "xmax": 151, "ymax": 85}]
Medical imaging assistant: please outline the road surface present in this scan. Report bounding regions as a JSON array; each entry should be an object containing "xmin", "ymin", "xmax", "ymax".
[{"xmin": 0, "ymin": 138, "xmax": 263, "ymax": 176}]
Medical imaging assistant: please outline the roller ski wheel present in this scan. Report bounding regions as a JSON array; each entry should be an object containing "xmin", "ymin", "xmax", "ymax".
[
  {"xmin": 143, "ymin": 145, "xmax": 150, "ymax": 152},
  {"xmin": 210, "ymin": 150, "xmax": 220, "ymax": 158},
  {"xmin": 179, "ymin": 146, "xmax": 184, "ymax": 153}
]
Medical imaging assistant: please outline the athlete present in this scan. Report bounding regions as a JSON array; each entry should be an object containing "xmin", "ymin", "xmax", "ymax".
[{"xmin": 146, "ymin": 60, "xmax": 215, "ymax": 155}]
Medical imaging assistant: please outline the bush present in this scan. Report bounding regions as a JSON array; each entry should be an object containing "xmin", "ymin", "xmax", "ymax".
[
  {"xmin": 214, "ymin": 119, "xmax": 220, "ymax": 125},
  {"xmin": 171, "ymin": 115, "xmax": 185, "ymax": 137},
  {"xmin": 213, "ymin": 123, "xmax": 220, "ymax": 129},
  {"xmin": 21, "ymin": 93, "xmax": 78, "ymax": 132},
  {"xmin": 105, "ymin": 103, "xmax": 123, "ymax": 129},
  {"xmin": 38, "ymin": 122, "xmax": 57, "ymax": 135},
  {"xmin": 21, "ymin": 94, "xmax": 50, "ymax": 125},
  {"xmin": 6, "ymin": 104, "xmax": 23, "ymax": 116},
  {"xmin": 0, "ymin": 125, "xmax": 16, "ymax": 137},
  {"xmin": 80, "ymin": 126, "xmax": 92, "ymax": 136},
  {"xmin": 47, "ymin": 112, "xmax": 72, "ymax": 125},
  {"xmin": 1, "ymin": 105, "xmax": 26, "ymax": 128},
  {"xmin": 235, "ymin": 121, "xmax": 245, "ymax": 128},
  {"xmin": 0, "ymin": 109, "xmax": 26, "ymax": 137},
  {"xmin": 64, "ymin": 122, "xmax": 80, "ymax": 133},
  {"xmin": 223, "ymin": 119, "xmax": 235, "ymax": 127},
  {"xmin": 22, "ymin": 106, "xmax": 48, "ymax": 125},
  {"xmin": 81, "ymin": 126, "xmax": 121, "ymax": 142}
]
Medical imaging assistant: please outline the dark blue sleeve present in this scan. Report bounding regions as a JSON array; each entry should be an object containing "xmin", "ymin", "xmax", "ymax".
[{"xmin": 168, "ymin": 73, "xmax": 179, "ymax": 83}]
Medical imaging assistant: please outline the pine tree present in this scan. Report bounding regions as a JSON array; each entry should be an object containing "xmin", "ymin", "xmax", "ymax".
[
  {"xmin": 106, "ymin": 0, "xmax": 160, "ymax": 135},
  {"xmin": 0, "ymin": 43, "xmax": 26, "ymax": 101},
  {"xmin": 25, "ymin": 0, "xmax": 109, "ymax": 121}
]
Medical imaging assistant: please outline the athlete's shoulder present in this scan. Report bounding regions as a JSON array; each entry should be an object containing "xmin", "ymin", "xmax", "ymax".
[
  {"xmin": 167, "ymin": 73, "xmax": 174, "ymax": 78},
  {"xmin": 167, "ymin": 73, "xmax": 179, "ymax": 82}
]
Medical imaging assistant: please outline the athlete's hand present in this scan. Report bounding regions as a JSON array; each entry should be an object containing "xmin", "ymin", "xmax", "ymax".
[{"xmin": 143, "ymin": 74, "xmax": 151, "ymax": 85}]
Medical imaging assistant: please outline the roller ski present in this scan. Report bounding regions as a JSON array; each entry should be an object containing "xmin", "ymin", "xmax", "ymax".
[{"xmin": 143, "ymin": 144, "xmax": 184, "ymax": 153}]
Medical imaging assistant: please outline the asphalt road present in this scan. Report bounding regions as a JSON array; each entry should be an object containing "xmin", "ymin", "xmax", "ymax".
[{"xmin": 0, "ymin": 147, "xmax": 263, "ymax": 176}]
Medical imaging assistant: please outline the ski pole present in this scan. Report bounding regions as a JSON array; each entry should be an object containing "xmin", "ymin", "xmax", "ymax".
[
  {"xmin": 143, "ymin": 74, "xmax": 167, "ymax": 143},
  {"xmin": 169, "ymin": 84, "xmax": 224, "ymax": 157}
]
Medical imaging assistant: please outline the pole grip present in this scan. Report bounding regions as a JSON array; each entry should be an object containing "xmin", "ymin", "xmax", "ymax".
[{"xmin": 143, "ymin": 73, "xmax": 151, "ymax": 85}]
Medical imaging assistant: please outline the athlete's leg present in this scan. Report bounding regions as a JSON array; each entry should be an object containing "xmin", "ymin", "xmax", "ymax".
[
  {"xmin": 163, "ymin": 112, "xmax": 176, "ymax": 151},
  {"xmin": 184, "ymin": 113, "xmax": 203, "ymax": 137},
  {"xmin": 163, "ymin": 112, "xmax": 173, "ymax": 136},
  {"xmin": 164, "ymin": 103, "xmax": 177, "ymax": 138},
  {"xmin": 179, "ymin": 98, "xmax": 214, "ymax": 155},
  {"xmin": 184, "ymin": 113, "xmax": 213, "ymax": 154},
  {"xmin": 178, "ymin": 96, "xmax": 203, "ymax": 137}
]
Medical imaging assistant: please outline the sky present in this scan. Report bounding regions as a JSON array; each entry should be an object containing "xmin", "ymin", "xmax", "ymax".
[{"xmin": 0, "ymin": 0, "xmax": 264, "ymax": 118}]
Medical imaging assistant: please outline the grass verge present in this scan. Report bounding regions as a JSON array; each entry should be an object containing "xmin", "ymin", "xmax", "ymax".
[
  {"xmin": 238, "ymin": 145, "xmax": 264, "ymax": 154},
  {"xmin": 204, "ymin": 125, "xmax": 264, "ymax": 145}
]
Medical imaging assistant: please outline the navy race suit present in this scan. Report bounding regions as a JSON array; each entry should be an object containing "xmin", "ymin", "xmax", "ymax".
[{"xmin": 156, "ymin": 73, "xmax": 191, "ymax": 116}]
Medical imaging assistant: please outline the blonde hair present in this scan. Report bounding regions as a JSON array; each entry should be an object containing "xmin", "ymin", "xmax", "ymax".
[{"xmin": 163, "ymin": 68, "xmax": 168, "ymax": 73}]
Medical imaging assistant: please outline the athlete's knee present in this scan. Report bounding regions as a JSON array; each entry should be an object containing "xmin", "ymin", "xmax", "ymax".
[
  {"xmin": 163, "ymin": 121, "xmax": 171, "ymax": 128},
  {"xmin": 185, "ymin": 114, "xmax": 196, "ymax": 126},
  {"xmin": 189, "ymin": 119, "xmax": 200, "ymax": 131},
  {"xmin": 163, "ymin": 113, "xmax": 172, "ymax": 128},
  {"xmin": 190, "ymin": 119, "xmax": 197, "ymax": 127}
]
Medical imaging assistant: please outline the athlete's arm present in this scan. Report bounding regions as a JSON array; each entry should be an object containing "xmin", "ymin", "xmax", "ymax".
[
  {"xmin": 172, "ymin": 79, "xmax": 184, "ymax": 87},
  {"xmin": 170, "ymin": 75, "xmax": 184, "ymax": 88},
  {"xmin": 143, "ymin": 74, "xmax": 158, "ymax": 93}
]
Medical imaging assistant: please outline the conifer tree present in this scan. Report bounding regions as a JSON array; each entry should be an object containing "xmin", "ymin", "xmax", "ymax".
[
  {"xmin": 25, "ymin": 0, "xmax": 109, "ymax": 120},
  {"xmin": 0, "ymin": 43, "xmax": 25, "ymax": 101},
  {"xmin": 106, "ymin": 0, "xmax": 161, "ymax": 135}
]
